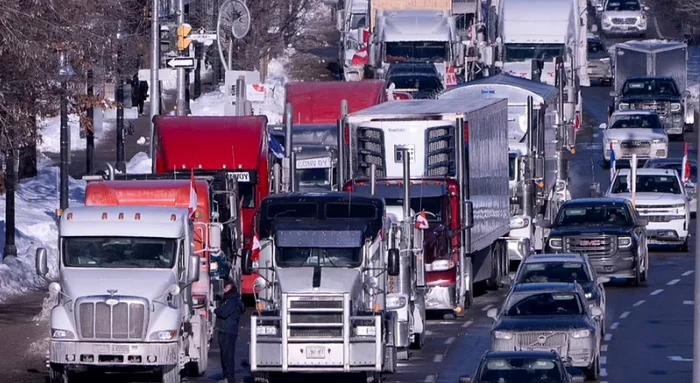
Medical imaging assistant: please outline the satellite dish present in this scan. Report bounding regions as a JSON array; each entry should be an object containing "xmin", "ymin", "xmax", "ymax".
[{"xmin": 217, "ymin": 0, "xmax": 251, "ymax": 71}]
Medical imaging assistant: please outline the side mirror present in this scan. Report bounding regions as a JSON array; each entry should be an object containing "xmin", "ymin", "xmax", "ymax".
[
  {"xmin": 209, "ymin": 223, "xmax": 222, "ymax": 253},
  {"xmin": 187, "ymin": 255, "xmax": 201, "ymax": 284},
  {"xmin": 387, "ymin": 248, "xmax": 400, "ymax": 276},
  {"xmin": 598, "ymin": 123, "xmax": 607, "ymax": 130},
  {"xmin": 242, "ymin": 248, "xmax": 253, "ymax": 276},
  {"xmin": 464, "ymin": 201, "xmax": 474, "ymax": 229},
  {"xmin": 36, "ymin": 248, "xmax": 48, "ymax": 277},
  {"xmin": 637, "ymin": 218, "xmax": 649, "ymax": 226},
  {"xmin": 536, "ymin": 219, "xmax": 552, "ymax": 229},
  {"xmin": 487, "ymin": 307, "xmax": 498, "ymax": 319},
  {"xmin": 459, "ymin": 377, "xmax": 472, "ymax": 383},
  {"xmin": 591, "ymin": 306, "xmax": 603, "ymax": 317},
  {"xmin": 597, "ymin": 276, "xmax": 610, "ymax": 284}
]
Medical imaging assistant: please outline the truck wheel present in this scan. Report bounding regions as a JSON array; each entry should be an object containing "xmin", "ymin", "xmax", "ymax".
[
  {"xmin": 366, "ymin": 372, "xmax": 383, "ymax": 383},
  {"xmin": 49, "ymin": 364, "xmax": 70, "ymax": 383},
  {"xmin": 410, "ymin": 333, "xmax": 424, "ymax": 350},
  {"xmin": 161, "ymin": 365, "xmax": 181, "ymax": 383},
  {"xmin": 584, "ymin": 355, "xmax": 600, "ymax": 380},
  {"xmin": 463, "ymin": 258, "xmax": 474, "ymax": 309},
  {"xmin": 486, "ymin": 245, "xmax": 501, "ymax": 290},
  {"xmin": 254, "ymin": 372, "xmax": 270, "ymax": 383},
  {"xmin": 678, "ymin": 238, "xmax": 689, "ymax": 252}
]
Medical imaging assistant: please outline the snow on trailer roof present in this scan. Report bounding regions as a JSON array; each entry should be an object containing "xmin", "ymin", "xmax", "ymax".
[
  {"xmin": 347, "ymin": 98, "xmax": 507, "ymax": 119},
  {"xmin": 284, "ymin": 81, "xmax": 386, "ymax": 125},
  {"xmin": 616, "ymin": 39, "xmax": 688, "ymax": 53},
  {"xmin": 379, "ymin": 10, "xmax": 452, "ymax": 42},
  {"xmin": 438, "ymin": 73, "xmax": 558, "ymax": 106}
]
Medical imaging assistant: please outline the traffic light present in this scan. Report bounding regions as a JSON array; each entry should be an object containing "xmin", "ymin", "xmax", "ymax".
[{"xmin": 177, "ymin": 24, "xmax": 192, "ymax": 51}]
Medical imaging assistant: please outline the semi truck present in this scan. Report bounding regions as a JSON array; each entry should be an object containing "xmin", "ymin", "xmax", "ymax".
[
  {"xmin": 336, "ymin": 0, "xmax": 370, "ymax": 81},
  {"xmin": 609, "ymin": 40, "xmax": 693, "ymax": 140},
  {"xmin": 341, "ymin": 98, "xmax": 511, "ymax": 314},
  {"xmin": 438, "ymin": 73, "xmax": 566, "ymax": 260},
  {"xmin": 153, "ymin": 115, "xmax": 270, "ymax": 297},
  {"xmin": 242, "ymin": 192, "xmax": 400, "ymax": 382},
  {"xmin": 36, "ymin": 206, "xmax": 207, "ymax": 383}
]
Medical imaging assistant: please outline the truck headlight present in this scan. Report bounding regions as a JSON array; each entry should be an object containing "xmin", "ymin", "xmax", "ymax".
[
  {"xmin": 210, "ymin": 261, "xmax": 219, "ymax": 273},
  {"xmin": 510, "ymin": 216, "xmax": 530, "ymax": 229},
  {"xmin": 493, "ymin": 331, "xmax": 513, "ymax": 340},
  {"xmin": 386, "ymin": 295, "xmax": 407, "ymax": 309},
  {"xmin": 52, "ymin": 329, "xmax": 75, "ymax": 339},
  {"xmin": 571, "ymin": 329, "xmax": 591, "ymax": 338},
  {"xmin": 585, "ymin": 292, "xmax": 593, "ymax": 299},
  {"xmin": 548, "ymin": 237, "xmax": 563, "ymax": 249},
  {"xmin": 428, "ymin": 260, "xmax": 455, "ymax": 272},
  {"xmin": 671, "ymin": 103, "xmax": 682, "ymax": 112},
  {"xmin": 618, "ymin": 236, "xmax": 633, "ymax": 248},
  {"xmin": 354, "ymin": 326, "xmax": 376, "ymax": 337},
  {"xmin": 619, "ymin": 103, "xmax": 630, "ymax": 110},
  {"xmin": 652, "ymin": 139, "xmax": 666, "ymax": 144},
  {"xmin": 149, "ymin": 330, "xmax": 178, "ymax": 340},
  {"xmin": 256, "ymin": 326, "xmax": 278, "ymax": 336}
]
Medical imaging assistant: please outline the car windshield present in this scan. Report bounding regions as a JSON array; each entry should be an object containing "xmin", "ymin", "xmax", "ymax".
[
  {"xmin": 518, "ymin": 262, "xmax": 591, "ymax": 284},
  {"xmin": 385, "ymin": 41, "xmax": 448, "ymax": 62},
  {"xmin": 622, "ymin": 79, "xmax": 679, "ymax": 97},
  {"xmin": 605, "ymin": 0, "xmax": 641, "ymax": 11},
  {"xmin": 276, "ymin": 247, "xmax": 362, "ymax": 268},
  {"xmin": 384, "ymin": 196, "xmax": 443, "ymax": 224},
  {"xmin": 504, "ymin": 43, "xmax": 566, "ymax": 62},
  {"xmin": 611, "ymin": 174, "xmax": 682, "ymax": 194},
  {"xmin": 478, "ymin": 358, "xmax": 564, "ymax": 383},
  {"xmin": 63, "ymin": 237, "xmax": 177, "ymax": 268},
  {"xmin": 389, "ymin": 77, "xmax": 443, "ymax": 94},
  {"xmin": 506, "ymin": 292, "xmax": 584, "ymax": 316},
  {"xmin": 509, "ymin": 155, "xmax": 517, "ymax": 181},
  {"xmin": 609, "ymin": 114, "xmax": 662, "ymax": 130},
  {"xmin": 646, "ymin": 162, "xmax": 697, "ymax": 182},
  {"xmin": 588, "ymin": 40, "xmax": 605, "ymax": 54},
  {"xmin": 556, "ymin": 205, "xmax": 631, "ymax": 226}
]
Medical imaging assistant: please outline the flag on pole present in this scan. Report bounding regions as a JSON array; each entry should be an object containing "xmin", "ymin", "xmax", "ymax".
[
  {"xmin": 188, "ymin": 170, "xmax": 197, "ymax": 217},
  {"xmin": 609, "ymin": 142, "xmax": 616, "ymax": 181},
  {"xmin": 251, "ymin": 234, "xmax": 261, "ymax": 264},
  {"xmin": 682, "ymin": 142, "xmax": 690, "ymax": 183},
  {"xmin": 415, "ymin": 211, "xmax": 429, "ymax": 229}
]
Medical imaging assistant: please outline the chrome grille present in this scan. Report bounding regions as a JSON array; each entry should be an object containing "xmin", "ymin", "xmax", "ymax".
[
  {"xmin": 633, "ymin": 101, "xmax": 669, "ymax": 115},
  {"xmin": 636, "ymin": 204, "xmax": 684, "ymax": 209},
  {"xmin": 286, "ymin": 295, "xmax": 345, "ymax": 340},
  {"xmin": 646, "ymin": 215, "xmax": 685, "ymax": 222},
  {"xmin": 76, "ymin": 296, "xmax": 148, "ymax": 340},
  {"xmin": 517, "ymin": 332, "xmax": 568, "ymax": 349},
  {"xmin": 620, "ymin": 141, "xmax": 650, "ymax": 149},
  {"xmin": 357, "ymin": 127, "xmax": 385, "ymax": 177},
  {"xmin": 564, "ymin": 235, "xmax": 616, "ymax": 258},
  {"xmin": 424, "ymin": 126, "xmax": 455, "ymax": 177}
]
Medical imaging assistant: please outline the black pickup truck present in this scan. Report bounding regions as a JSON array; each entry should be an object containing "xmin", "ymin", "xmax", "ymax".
[
  {"xmin": 538, "ymin": 198, "xmax": 649, "ymax": 286},
  {"xmin": 610, "ymin": 77, "xmax": 690, "ymax": 140}
]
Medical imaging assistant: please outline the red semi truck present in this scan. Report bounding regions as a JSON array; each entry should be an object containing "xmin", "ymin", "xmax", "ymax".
[{"xmin": 154, "ymin": 115, "xmax": 270, "ymax": 296}]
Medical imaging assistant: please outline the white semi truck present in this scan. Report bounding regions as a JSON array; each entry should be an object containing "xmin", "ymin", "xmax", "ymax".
[
  {"xmin": 36, "ymin": 206, "xmax": 211, "ymax": 383},
  {"xmin": 336, "ymin": 0, "xmax": 370, "ymax": 81}
]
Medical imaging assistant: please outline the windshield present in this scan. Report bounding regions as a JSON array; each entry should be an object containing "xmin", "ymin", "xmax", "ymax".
[
  {"xmin": 588, "ymin": 40, "xmax": 605, "ymax": 54},
  {"xmin": 478, "ymin": 358, "xmax": 564, "ymax": 383},
  {"xmin": 509, "ymin": 155, "xmax": 517, "ymax": 181},
  {"xmin": 605, "ymin": 0, "xmax": 641, "ymax": 11},
  {"xmin": 276, "ymin": 247, "xmax": 362, "ymax": 268},
  {"xmin": 556, "ymin": 205, "xmax": 631, "ymax": 226},
  {"xmin": 63, "ymin": 237, "xmax": 177, "ymax": 268},
  {"xmin": 506, "ymin": 292, "xmax": 584, "ymax": 316},
  {"xmin": 609, "ymin": 114, "xmax": 663, "ymax": 130},
  {"xmin": 298, "ymin": 168, "xmax": 330, "ymax": 186},
  {"xmin": 389, "ymin": 77, "xmax": 443, "ymax": 94},
  {"xmin": 504, "ymin": 43, "xmax": 565, "ymax": 62},
  {"xmin": 350, "ymin": 14, "xmax": 366, "ymax": 29},
  {"xmin": 611, "ymin": 174, "xmax": 682, "ymax": 194},
  {"xmin": 385, "ymin": 42, "xmax": 448, "ymax": 63},
  {"xmin": 518, "ymin": 262, "xmax": 591, "ymax": 284},
  {"xmin": 384, "ymin": 196, "xmax": 443, "ymax": 224},
  {"xmin": 621, "ymin": 79, "xmax": 679, "ymax": 97},
  {"xmin": 647, "ymin": 163, "xmax": 697, "ymax": 182}
]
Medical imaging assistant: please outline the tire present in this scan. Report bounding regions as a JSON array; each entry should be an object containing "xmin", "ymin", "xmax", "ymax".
[
  {"xmin": 584, "ymin": 355, "xmax": 600, "ymax": 380},
  {"xmin": 366, "ymin": 372, "xmax": 383, "ymax": 383},
  {"xmin": 49, "ymin": 365, "xmax": 70, "ymax": 383},
  {"xmin": 463, "ymin": 257, "xmax": 474, "ymax": 309},
  {"xmin": 161, "ymin": 365, "xmax": 181, "ymax": 383},
  {"xmin": 679, "ymin": 238, "xmax": 689, "ymax": 252},
  {"xmin": 486, "ymin": 245, "xmax": 501, "ymax": 290},
  {"xmin": 603, "ymin": 159, "xmax": 610, "ymax": 169},
  {"xmin": 382, "ymin": 317, "xmax": 397, "ymax": 373},
  {"xmin": 410, "ymin": 333, "xmax": 424, "ymax": 350},
  {"xmin": 254, "ymin": 372, "xmax": 270, "ymax": 383}
]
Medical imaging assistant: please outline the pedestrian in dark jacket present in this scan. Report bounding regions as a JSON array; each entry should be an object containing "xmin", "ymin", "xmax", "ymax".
[
  {"xmin": 137, "ymin": 80, "xmax": 149, "ymax": 115},
  {"xmin": 215, "ymin": 282, "xmax": 245, "ymax": 383},
  {"xmin": 131, "ymin": 74, "xmax": 139, "ymax": 107}
]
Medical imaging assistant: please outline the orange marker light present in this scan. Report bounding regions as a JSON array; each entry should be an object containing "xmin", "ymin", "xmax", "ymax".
[
  {"xmin": 373, "ymin": 304, "xmax": 381, "ymax": 312},
  {"xmin": 570, "ymin": 148, "xmax": 576, "ymax": 155},
  {"xmin": 170, "ymin": 214, "xmax": 177, "ymax": 221},
  {"xmin": 135, "ymin": 213, "xmax": 141, "ymax": 220},
  {"xmin": 118, "ymin": 213, "xmax": 124, "ymax": 220},
  {"xmin": 66, "ymin": 213, "xmax": 73, "ymax": 220},
  {"xmin": 101, "ymin": 213, "xmax": 108, "ymax": 220}
]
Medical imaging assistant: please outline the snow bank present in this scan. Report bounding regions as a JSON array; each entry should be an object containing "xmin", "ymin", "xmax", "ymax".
[
  {"xmin": 126, "ymin": 152, "xmax": 152, "ymax": 174},
  {"xmin": 0, "ymin": 156, "xmax": 86, "ymax": 303},
  {"xmin": 38, "ymin": 114, "xmax": 114, "ymax": 154}
]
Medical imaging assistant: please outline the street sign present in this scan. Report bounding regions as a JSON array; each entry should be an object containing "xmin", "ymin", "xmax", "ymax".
[
  {"xmin": 189, "ymin": 33, "xmax": 217, "ymax": 43},
  {"xmin": 167, "ymin": 57, "xmax": 195, "ymax": 68}
]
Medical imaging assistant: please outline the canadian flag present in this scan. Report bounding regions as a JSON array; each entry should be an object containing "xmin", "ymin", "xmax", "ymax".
[
  {"xmin": 415, "ymin": 211, "xmax": 429, "ymax": 230},
  {"xmin": 445, "ymin": 66, "xmax": 457, "ymax": 88},
  {"xmin": 251, "ymin": 234, "xmax": 261, "ymax": 262},
  {"xmin": 682, "ymin": 142, "xmax": 691, "ymax": 182},
  {"xmin": 188, "ymin": 170, "xmax": 197, "ymax": 217}
]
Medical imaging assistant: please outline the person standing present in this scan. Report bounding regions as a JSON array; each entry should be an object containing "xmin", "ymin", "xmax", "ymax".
[
  {"xmin": 215, "ymin": 282, "xmax": 245, "ymax": 383},
  {"xmin": 137, "ymin": 79, "xmax": 149, "ymax": 115},
  {"xmin": 131, "ymin": 74, "xmax": 140, "ymax": 108}
]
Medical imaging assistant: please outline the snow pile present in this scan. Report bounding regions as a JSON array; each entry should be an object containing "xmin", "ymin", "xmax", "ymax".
[
  {"xmin": 189, "ymin": 88, "xmax": 227, "ymax": 116},
  {"xmin": 126, "ymin": 152, "xmax": 152, "ymax": 174},
  {"xmin": 0, "ymin": 157, "xmax": 86, "ymax": 303},
  {"xmin": 38, "ymin": 114, "xmax": 114, "ymax": 153}
]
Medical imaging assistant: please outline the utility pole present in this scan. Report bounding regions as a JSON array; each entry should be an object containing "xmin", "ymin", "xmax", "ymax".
[
  {"xmin": 116, "ymin": 22, "xmax": 126, "ymax": 172},
  {"xmin": 175, "ymin": 0, "xmax": 191, "ymax": 116},
  {"xmin": 4, "ymin": 148, "xmax": 18, "ymax": 259},
  {"xmin": 86, "ymin": 69, "xmax": 95, "ymax": 175},
  {"xmin": 150, "ymin": 0, "xmax": 160, "ymax": 171},
  {"xmin": 58, "ymin": 50, "xmax": 73, "ymax": 212}
]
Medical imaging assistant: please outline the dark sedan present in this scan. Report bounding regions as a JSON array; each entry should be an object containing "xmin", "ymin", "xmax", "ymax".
[{"xmin": 459, "ymin": 350, "xmax": 585, "ymax": 383}]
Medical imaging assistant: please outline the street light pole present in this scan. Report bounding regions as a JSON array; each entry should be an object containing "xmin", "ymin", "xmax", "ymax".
[
  {"xmin": 175, "ymin": 0, "xmax": 187, "ymax": 116},
  {"xmin": 116, "ymin": 23, "xmax": 126, "ymax": 172},
  {"xmin": 150, "ymin": 0, "xmax": 160, "ymax": 171},
  {"xmin": 59, "ymin": 51, "xmax": 70, "ymax": 211},
  {"xmin": 86, "ymin": 69, "xmax": 94, "ymax": 175}
]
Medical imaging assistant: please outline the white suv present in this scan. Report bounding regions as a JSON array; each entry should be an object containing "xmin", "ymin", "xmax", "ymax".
[
  {"xmin": 606, "ymin": 168, "xmax": 690, "ymax": 251},
  {"xmin": 598, "ymin": 0, "xmax": 649, "ymax": 37},
  {"xmin": 601, "ymin": 111, "xmax": 668, "ymax": 168}
]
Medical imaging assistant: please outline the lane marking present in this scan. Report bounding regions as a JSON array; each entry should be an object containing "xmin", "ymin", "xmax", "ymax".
[
  {"xmin": 633, "ymin": 300, "xmax": 646, "ymax": 307},
  {"xmin": 600, "ymin": 367, "xmax": 608, "ymax": 377},
  {"xmin": 610, "ymin": 322, "xmax": 619, "ymax": 330},
  {"xmin": 653, "ymin": 17, "xmax": 664, "ymax": 39},
  {"xmin": 601, "ymin": 355, "xmax": 607, "ymax": 365},
  {"xmin": 444, "ymin": 337, "xmax": 455, "ymax": 345},
  {"xmin": 620, "ymin": 311, "xmax": 630, "ymax": 319},
  {"xmin": 462, "ymin": 320, "xmax": 474, "ymax": 328},
  {"xmin": 684, "ymin": 300, "xmax": 694, "ymax": 305},
  {"xmin": 669, "ymin": 356, "xmax": 693, "ymax": 362},
  {"xmin": 668, "ymin": 279, "xmax": 680, "ymax": 286},
  {"xmin": 651, "ymin": 289, "xmax": 664, "ymax": 296},
  {"xmin": 424, "ymin": 375, "xmax": 436, "ymax": 382},
  {"xmin": 601, "ymin": 344, "xmax": 608, "ymax": 352},
  {"xmin": 683, "ymin": 270, "xmax": 694, "ymax": 277},
  {"xmin": 482, "ymin": 304, "xmax": 494, "ymax": 312},
  {"xmin": 433, "ymin": 354, "xmax": 444, "ymax": 363},
  {"xmin": 604, "ymin": 333, "xmax": 613, "ymax": 342}
]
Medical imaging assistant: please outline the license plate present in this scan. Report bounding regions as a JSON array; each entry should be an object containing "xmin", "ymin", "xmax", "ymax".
[
  {"xmin": 112, "ymin": 345, "xmax": 130, "ymax": 353},
  {"xmin": 306, "ymin": 346, "xmax": 326, "ymax": 359},
  {"xmin": 93, "ymin": 344, "xmax": 109, "ymax": 353}
]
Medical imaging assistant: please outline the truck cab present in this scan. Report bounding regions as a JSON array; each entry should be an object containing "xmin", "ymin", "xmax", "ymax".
[{"xmin": 36, "ymin": 206, "xmax": 207, "ymax": 382}]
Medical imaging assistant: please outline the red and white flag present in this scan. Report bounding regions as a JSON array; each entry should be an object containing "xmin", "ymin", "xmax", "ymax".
[
  {"xmin": 251, "ymin": 234, "xmax": 261, "ymax": 263},
  {"xmin": 682, "ymin": 142, "xmax": 691, "ymax": 183},
  {"xmin": 188, "ymin": 170, "xmax": 197, "ymax": 217},
  {"xmin": 415, "ymin": 211, "xmax": 429, "ymax": 230}
]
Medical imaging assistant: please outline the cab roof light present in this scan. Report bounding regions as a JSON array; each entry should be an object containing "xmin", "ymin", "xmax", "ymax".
[
  {"xmin": 102, "ymin": 213, "xmax": 108, "ymax": 220},
  {"xmin": 135, "ymin": 213, "xmax": 141, "ymax": 220},
  {"xmin": 170, "ymin": 214, "xmax": 177, "ymax": 221},
  {"xmin": 66, "ymin": 213, "xmax": 73, "ymax": 220},
  {"xmin": 118, "ymin": 213, "xmax": 124, "ymax": 220}
]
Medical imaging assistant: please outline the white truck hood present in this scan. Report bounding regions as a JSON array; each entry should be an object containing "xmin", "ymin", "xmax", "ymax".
[
  {"xmin": 602, "ymin": 10, "xmax": 643, "ymax": 18},
  {"xmin": 277, "ymin": 267, "xmax": 361, "ymax": 294},
  {"xmin": 605, "ymin": 129, "xmax": 666, "ymax": 141},
  {"xmin": 60, "ymin": 268, "xmax": 178, "ymax": 302},
  {"xmin": 607, "ymin": 192, "xmax": 686, "ymax": 205}
]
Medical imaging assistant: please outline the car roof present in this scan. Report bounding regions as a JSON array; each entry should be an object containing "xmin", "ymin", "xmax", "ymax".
[
  {"xmin": 615, "ymin": 168, "xmax": 678, "ymax": 176},
  {"xmin": 484, "ymin": 351, "xmax": 561, "ymax": 360},
  {"xmin": 562, "ymin": 197, "xmax": 630, "ymax": 207},
  {"xmin": 523, "ymin": 253, "xmax": 585, "ymax": 264},
  {"xmin": 511, "ymin": 282, "xmax": 580, "ymax": 293},
  {"xmin": 611, "ymin": 110, "xmax": 658, "ymax": 116}
]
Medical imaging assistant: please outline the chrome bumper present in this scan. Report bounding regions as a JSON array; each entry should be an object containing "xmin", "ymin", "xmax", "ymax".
[
  {"xmin": 506, "ymin": 237, "xmax": 532, "ymax": 261},
  {"xmin": 49, "ymin": 341, "xmax": 179, "ymax": 366}
]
